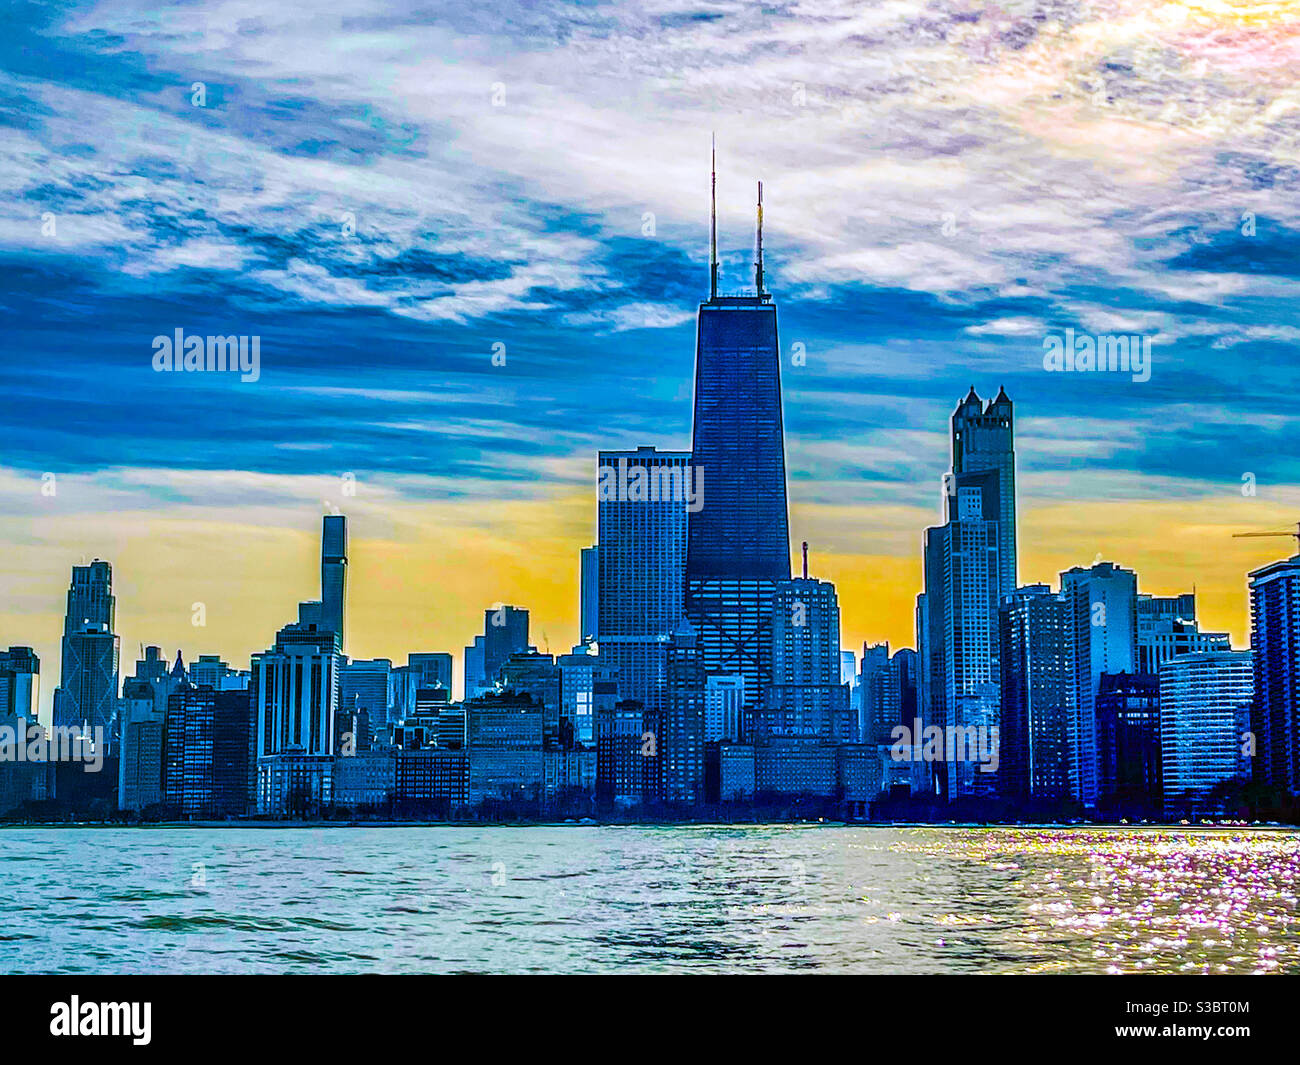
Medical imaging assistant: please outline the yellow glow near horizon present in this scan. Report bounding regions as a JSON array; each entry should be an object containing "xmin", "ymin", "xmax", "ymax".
[{"xmin": 4, "ymin": 478, "xmax": 1294, "ymax": 722}]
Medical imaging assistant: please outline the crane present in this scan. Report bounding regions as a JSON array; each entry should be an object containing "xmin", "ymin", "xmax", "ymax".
[{"xmin": 1232, "ymin": 521, "xmax": 1300, "ymax": 550}]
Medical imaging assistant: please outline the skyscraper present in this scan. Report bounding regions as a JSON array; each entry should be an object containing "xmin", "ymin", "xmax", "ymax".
[
  {"xmin": 486, "ymin": 607, "xmax": 530, "ymax": 677},
  {"xmin": 1061, "ymin": 561, "xmax": 1138, "ymax": 808},
  {"xmin": 920, "ymin": 473, "xmax": 1002, "ymax": 799},
  {"xmin": 1136, "ymin": 592, "xmax": 1230, "ymax": 673},
  {"xmin": 1159, "ymin": 650, "xmax": 1253, "ymax": 817},
  {"xmin": 118, "ymin": 646, "xmax": 183, "ymax": 812},
  {"xmin": 1248, "ymin": 553, "xmax": 1300, "ymax": 795},
  {"xmin": 998, "ymin": 585, "xmax": 1071, "ymax": 802},
  {"xmin": 1095, "ymin": 672, "xmax": 1161, "ymax": 815},
  {"xmin": 951, "ymin": 387, "xmax": 1016, "ymax": 600},
  {"xmin": 407, "ymin": 653, "xmax": 453, "ymax": 692},
  {"xmin": 685, "ymin": 174, "xmax": 791, "ymax": 710},
  {"xmin": 703, "ymin": 674, "xmax": 745, "ymax": 743},
  {"xmin": 321, "ymin": 514, "xmax": 347, "ymax": 650},
  {"xmin": 341, "ymin": 658, "xmax": 393, "ymax": 732},
  {"xmin": 163, "ymin": 683, "xmax": 256, "ymax": 818},
  {"xmin": 0, "ymin": 647, "xmax": 39, "ymax": 721},
  {"xmin": 54, "ymin": 560, "xmax": 120, "ymax": 741},
  {"xmin": 580, "ymin": 545, "xmax": 599, "ymax": 644},
  {"xmin": 754, "ymin": 576, "xmax": 852, "ymax": 742},
  {"xmin": 657, "ymin": 621, "xmax": 706, "ymax": 804},
  {"xmin": 252, "ymin": 519, "xmax": 350, "ymax": 813},
  {"xmin": 597, "ymin": 447, "xmax": 689, "ymax": 712}
]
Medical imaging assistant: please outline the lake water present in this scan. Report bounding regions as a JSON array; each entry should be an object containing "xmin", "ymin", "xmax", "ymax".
[{"xmin": 1, "ymin": 825, "xmax": 1297, "ymax": 974}]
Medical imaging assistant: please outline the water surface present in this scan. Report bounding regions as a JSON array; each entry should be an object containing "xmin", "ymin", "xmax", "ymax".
[{"xmin": 1, "ymin": 825, "xmax": 1296, "ymax": 974}]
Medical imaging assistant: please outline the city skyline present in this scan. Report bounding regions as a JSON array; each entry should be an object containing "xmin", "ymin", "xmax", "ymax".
[
  {"xmin": 7, "ymin": 376, "xmax": 1300, "ymax": 723},
  {"xmin": 5, "ymin": 1, "xmax": 1300, "ymax": 720}
]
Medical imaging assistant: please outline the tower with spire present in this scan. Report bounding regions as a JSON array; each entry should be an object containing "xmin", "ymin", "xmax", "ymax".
[{"xmin": 685, "ymin": 145, "xmax": 791, "ymax": 710}]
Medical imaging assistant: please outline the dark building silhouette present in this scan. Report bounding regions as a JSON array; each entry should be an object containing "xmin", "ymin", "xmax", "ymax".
[
  {"xmin": 321, "ymin": 514, "xmax": 347, "ymax": 651},
  {"xmin": 164, "ymin": 679, "xmax": 255, "ymax": 818},
  {"xmin": 999, "ymin": 585, "xmax": 1072, "ymax": 802},
  {"xmin": 596, "ymin": 698, "xmax": 651, "ymax": 806},
  {"xmin": 1248, "ymin": 553, "xmax": 1300, "ymax": 796},
  {"xmin": 465, "ymin": 606, "xmax": 529, "ymax": 696},
  {"xmin": 1096, "ymin": 671, "xmax": 1161, "ymax": 816}
]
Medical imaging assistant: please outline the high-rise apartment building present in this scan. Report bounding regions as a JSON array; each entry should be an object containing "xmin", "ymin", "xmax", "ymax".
[
  {"xmin": 0, "ymin": 647, "xmax": 39, "ymax": 721},
  {"xmin": 1060, "ymin": 561, "xmax": 1138, "ymax": 808},
  {"xmin": 998, "ymin": 585, "xmax": 1071, "ymax": 802},
  {"xmin": 920, "ymin": 473, "xmax": 1002, "ymax": 799},
  {"xmin": 1095, "ymin": 672, "xmax": 1161, "ymax": 814},
  {"xmin": 597, "ymin": 447, "xmax": 689, "ymax": 714},
  {"xmin": 1159, "ymin": 650, "xmax": 1253, "ymax": 817},
  {"xmin": 1248, "ymin": 553, "xmax": 1300, "ymax": 795}
]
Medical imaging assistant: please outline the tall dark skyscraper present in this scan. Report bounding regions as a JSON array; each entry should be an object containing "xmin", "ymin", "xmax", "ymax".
[
  {"xmin": 951, "ymin": 387, "xmax": 1016, "ymax": 601},
  {"xmin": 54, "ymin": 559, "xmax": 120, "ymax": 738},
  {"xmin": 684, "ymin": 166, "xmax": 791, "ymax": 709},
  {"xmin": 321, "ymin": 514, "xmax": 347, "ymax": 650},
  {"xmin": 1248, "ymin": 551, "xmax": 1300, "ymax": 795},
  {"xmin": 580, "ymin": 545, "xmax": 599, "ymax": 645},
  {"xmin": 999, "ymin": 584, "xmax": 1071, "ymax": 803}
]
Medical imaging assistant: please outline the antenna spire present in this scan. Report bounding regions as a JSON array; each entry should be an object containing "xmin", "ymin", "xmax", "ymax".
[
  {"xmin": 710, "ymin": 134, "xmax": 718, "ymax": 300},
  {"xmin": 755, "ymin": 180, "xmax": 764, "ymax": 296},
  {"xmin": 802, "ymin": 540, "xmax": 808, "ymax": 579}
]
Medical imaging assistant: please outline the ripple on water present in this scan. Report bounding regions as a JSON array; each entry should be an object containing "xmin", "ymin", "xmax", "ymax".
[{"xmin": 1, "ymin": 825, "xmax": 1297, "ymax": 974}]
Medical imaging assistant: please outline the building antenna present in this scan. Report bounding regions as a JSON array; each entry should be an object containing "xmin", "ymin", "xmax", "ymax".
[
  {"xmin": 710, "ymin": 134, "xmax": 718, "ymax": 300},
  {"xmin": 802, "ymin": 540, "xmax": 808, "ymax": 579},
  {"xmin": 755, "ymin": 180, "xmax": 765, "ymax": 296}
]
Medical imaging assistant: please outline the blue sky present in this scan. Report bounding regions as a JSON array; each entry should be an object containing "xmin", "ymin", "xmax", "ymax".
[{"xmin": 3, "ymin": 0, "xmax": 1300, "ymax": 705}]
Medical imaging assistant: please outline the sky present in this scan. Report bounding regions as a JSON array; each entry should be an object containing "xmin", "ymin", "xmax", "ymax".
[{"xmin": 3, "ymin": 0, "xmax": 1300, "ymax": 714}]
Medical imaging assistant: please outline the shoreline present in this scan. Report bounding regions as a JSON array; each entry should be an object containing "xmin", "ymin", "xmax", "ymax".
[{"xmin": 2, "ymin": 820, "xmax": 1296, "ymax": 831}]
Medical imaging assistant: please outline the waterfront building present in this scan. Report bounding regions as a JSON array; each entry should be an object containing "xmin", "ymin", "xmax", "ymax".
[
  {"xmin": 1060, "ymin": 561, "xmax": 1139, "ymax": 808},
  {"xmin": 1159, "ymin": 650, "xmax": 1253, "ymax": 817},
  {"xmin": 464, "ymin": 690, "xmax": 545, "ymax": 804},
  {"xmin": 596, "ymin": 698, "xmax": 650, "ymax": 806},
  {"xmin": 1095, "ymin": 672, "xmax": 1161, "ymax": 815},
  {"xmin": 998, "ymin": 585, "xmax": 1072, "ymax": 802},
  {"xmin": 1248, "ymin": 553, "xmax": 1300, "ymax": 795}
]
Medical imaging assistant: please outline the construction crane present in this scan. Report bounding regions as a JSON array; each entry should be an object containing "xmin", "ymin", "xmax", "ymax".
[{"xmin": 1232, "ymin": 521, "xmax": 1300, "ymax": 551}]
